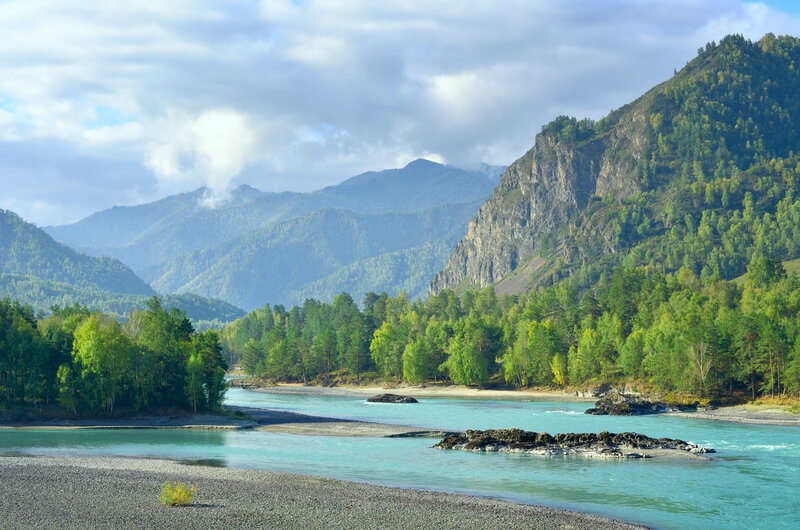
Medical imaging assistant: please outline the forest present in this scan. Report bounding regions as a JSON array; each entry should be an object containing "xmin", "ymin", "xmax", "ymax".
[
  {"xmin": 0, "ymin": 297, "xmax": 227, "ymax": 416},
  {"xmin": 223, "ymin": 257, "xmax": 800, "ymax": 401}
]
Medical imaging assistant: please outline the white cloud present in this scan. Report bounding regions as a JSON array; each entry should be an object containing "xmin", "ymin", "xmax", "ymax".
[
  {"xmin": 144, "ymin": 109, "xmax": 257, "ymax": 205},
  {"xmin": 0, "ymin": 0, "xmax": 799, "ymax": 224},
  {"xmin": 394, "ymin": 152, "xmax": 446, "ymax": 167}
]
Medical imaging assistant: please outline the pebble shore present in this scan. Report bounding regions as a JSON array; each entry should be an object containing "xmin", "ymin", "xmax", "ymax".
[{"xmin": 0, "ymin": 455, "xmax": 644, "ymax": 529}]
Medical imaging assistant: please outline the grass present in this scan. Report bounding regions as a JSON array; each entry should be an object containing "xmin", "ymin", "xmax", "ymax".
[{"xmin": 159, "ymin": 482, "xmax": 197, "ymax": 506}]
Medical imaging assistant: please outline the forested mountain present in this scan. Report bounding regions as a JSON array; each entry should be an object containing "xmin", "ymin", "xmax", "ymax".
[
  {"xmin": 0, "ymin": 209, "xmax": 244, "ymax": 326},
  {"xmin": 1, "ymin": 209, "xmax": 153, "ymax": 295},
  {"xmin": 148, "ymin": 201, "xmax": 484, "ymax": 310},
  {"xmin": 46, "ymin": 160, "xmax": 502, "ymax": 309},
  {"xmin": 432, "ymin": 34, "xmax": 800, "ymax": 296}
]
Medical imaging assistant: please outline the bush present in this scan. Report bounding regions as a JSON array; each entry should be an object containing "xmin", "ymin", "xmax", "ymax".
[{"xmin": 159, "ymin": 482, "xmax": 197, "ymax": 506}]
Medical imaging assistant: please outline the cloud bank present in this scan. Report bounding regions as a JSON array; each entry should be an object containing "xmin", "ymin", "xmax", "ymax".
[{"xmin": 0, "ymin": 0, "xmax": 799, "ymax": 224}]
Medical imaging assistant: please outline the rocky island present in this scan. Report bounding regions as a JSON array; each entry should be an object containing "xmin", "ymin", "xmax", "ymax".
[
  {"xmin": 367, "ymin": 393, "xmax": 419, "ymax": 403},
  {"xmin": 584, "ymin": 390, "xmax": 698, "ymax": 415},
  {"xmin": 434, "ymin": 428, "xmax": 715, "ymax": 459}
]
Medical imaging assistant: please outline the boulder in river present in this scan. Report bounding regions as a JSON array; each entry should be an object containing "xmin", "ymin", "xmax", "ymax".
[{"xmin": 367, "ymin": 393, "xmax": 419, "ymax": 404}]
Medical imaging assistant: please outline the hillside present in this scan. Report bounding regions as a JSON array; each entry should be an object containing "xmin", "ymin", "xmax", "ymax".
[
  {"xmin": 0, "ymin": 274, "xmax": 244, "ymax": 327},
  {"xmin": 147, "ymin": 201, "xmax": 483, "ymax": 310},
  {"xmin": 0, "ymin": 209, "xmax": 245, "ymax": 325},
  {"xmin": 0, "ymin": 209, "xmax": 153, "ymax": 296},
  {"xmin": 431, "ymin": 34, "xmax": 800, "ymax": 295}
]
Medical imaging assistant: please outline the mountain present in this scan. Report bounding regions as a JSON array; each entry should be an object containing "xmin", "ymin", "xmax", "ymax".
[
  {"xmin": 0, "ymin": 209, "xmax": 244, "ymax": 325},
  {"xmin": 1, "ymin": 209, "xmax": 153, "ymax": 295},
  {"xmin": 431, "ymin": 34, "xmax": 800, "ymax": 295},
  {"xmin": 47, "ymin": 160, "xmax": 502, "ymax": 308},
  {"xmin": 46, "ymin": 160, "xmax": 503, "ymax": 273},
  {"xmin": 147, "ymin": 201, "xmax": 483, "ymax": 310}
]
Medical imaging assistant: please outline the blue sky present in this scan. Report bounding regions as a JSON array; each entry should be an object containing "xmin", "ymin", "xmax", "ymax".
[{"xmin": 1, "ymin": 0, "xmax": 800, "ymax": 226}]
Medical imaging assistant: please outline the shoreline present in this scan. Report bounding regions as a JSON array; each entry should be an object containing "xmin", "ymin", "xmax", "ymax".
[
  {"xmin": 231, "ymin": 380, "xmax": 597, "ymax": 402},
  {"xmin": 0, "ymin": 406, "xmax": 448, "ymax": 438},
  {"xmin": 231, "ymin": 380, "xmax": 800, "ymax": 426},
  {"xmin": 664, "ymin": 405, "xmax": 800, "ymax": 426},
  {"xmin": 0, "ymin": 455, "xmax": 645, "ymax": 529}
]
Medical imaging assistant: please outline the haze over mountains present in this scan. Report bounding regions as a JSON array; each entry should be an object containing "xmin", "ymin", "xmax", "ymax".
[{"xmin": 44, "ymin": 160, "xmax": 503, "ymax": 310}]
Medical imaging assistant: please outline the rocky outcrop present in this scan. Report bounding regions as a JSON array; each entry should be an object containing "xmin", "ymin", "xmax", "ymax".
[
  {"xmin": 585, "ymin": 391, "xmax": 698, "ymax": 415},
  {"xmin": 367, "ymin": 393, "xmax": 419, "ymax": 404},
  {"xmin": 430, "ymin": 123, "xmax": 644, "ymax": 294},
  {"xmin": 434, "ymin": 428, "xmax": 714, "ymax": 458},
  {"xmin": 430, "ymin": 97, "xmax": 650, "ymax": 295}
]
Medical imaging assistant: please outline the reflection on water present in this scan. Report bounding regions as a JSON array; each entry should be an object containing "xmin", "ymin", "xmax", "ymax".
[{"xmin": 0, "ymin": 387, "xmax": 798, "ymax": 530}]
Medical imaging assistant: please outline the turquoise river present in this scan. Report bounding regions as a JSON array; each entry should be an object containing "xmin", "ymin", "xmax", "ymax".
[{"xmin": 1, "ymin": 387, "xmax": 798, "ymax": 529}]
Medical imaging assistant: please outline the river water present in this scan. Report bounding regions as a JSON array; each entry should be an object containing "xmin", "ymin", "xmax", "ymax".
[{"xmin": 1, "ymin": 387, "xmax": 798, "ymax": 529}]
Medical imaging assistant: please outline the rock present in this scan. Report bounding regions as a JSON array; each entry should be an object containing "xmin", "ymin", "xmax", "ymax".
[
  {"xmin": 433, "ymin": 428, "xmax": 714, "ymax": 458},
  {"xmin": 585, "ymin": 390, "xmax": 699, "ymax": 415},
  {"xmin": 366, "ymin": 393, "xmax": 419, "ymax": 404},
  {"xmin": 584, "ymin": 390, "xmax": 666, "ymax": 415}
]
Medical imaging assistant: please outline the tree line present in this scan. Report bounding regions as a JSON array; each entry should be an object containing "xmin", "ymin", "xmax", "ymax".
[
  {"xmin": 0, "ymin": 297, "xmax": 227, "ymax": 416},
  {"xmin": 223, "ymin": 257, "xmax": 800, "ymax": 400}
]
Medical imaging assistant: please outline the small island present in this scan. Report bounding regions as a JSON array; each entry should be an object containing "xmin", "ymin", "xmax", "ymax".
[
  {"xmin": 367, "ymin": 393, "xmax": 419, "ymax": 403},
  {"xmin": 434, "ymin": 428, "xmax": 715, "ymax": 459}
]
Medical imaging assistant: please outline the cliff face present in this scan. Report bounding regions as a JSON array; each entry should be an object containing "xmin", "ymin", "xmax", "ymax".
[{"xmin": 430, "ymin": 107, "xmax": 647, "ymax": 294}]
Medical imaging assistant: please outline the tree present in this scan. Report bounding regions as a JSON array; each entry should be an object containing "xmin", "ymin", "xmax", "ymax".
[{"xmin": 72, "ymin": 314, "xmax": 133, "ymax": 413}]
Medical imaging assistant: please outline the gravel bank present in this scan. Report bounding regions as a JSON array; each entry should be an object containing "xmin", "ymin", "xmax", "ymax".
[
  {"xmin": 0, "ymin": 455, "xmax": 644, "ymax": 529},
  {"xmin": 665, "ymin": 405, "xmax": 800, "ymax": 426}
]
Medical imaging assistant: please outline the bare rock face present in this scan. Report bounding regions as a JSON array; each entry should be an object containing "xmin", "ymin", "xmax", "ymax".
[
  {"xmin": 434, "ymin": 428, "xmax": 714, "ymax": 458},
  {"xmin": 366, "ymin": 393, "xmax": 419, "ymax": 404},
  {"xmin": 430, "ymin": 106, "xmax": 647, "ymax": 295}
]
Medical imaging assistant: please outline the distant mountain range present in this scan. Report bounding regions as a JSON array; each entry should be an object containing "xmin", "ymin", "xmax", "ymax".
[
  {"xmin": 0, "ymin": 209, "xmax": 243, "ymax": 325},
  {"xmin": 44, "ymin": 159, "xmax": 503, "ymax": 310}
]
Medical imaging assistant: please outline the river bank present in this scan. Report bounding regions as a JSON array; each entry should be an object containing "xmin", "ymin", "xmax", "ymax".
[
  {"xmin": 229, "ymin": 379, "xmax": 596, "ymax": 402},
  {"xmin": 0, "ymin": 455, "xmax": 644, "ymax": 529},
  {"xmin": 0, "ymin": 405, "xmax": 449, "ymax": 437},
  {"xmin": 664, "ymin": 404, "xmax": 800, "ymax": 426},
  {"xmin": 229, "ymin": 380, "xmax": 800, "ymax": 426}
]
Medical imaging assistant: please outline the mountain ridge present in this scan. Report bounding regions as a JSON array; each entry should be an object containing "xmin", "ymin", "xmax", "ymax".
[{"xmin": 431, "ymin": 33, "xmax": 800, "ymax": 295}]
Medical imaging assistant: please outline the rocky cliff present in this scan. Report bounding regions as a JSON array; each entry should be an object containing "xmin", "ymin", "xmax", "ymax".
[{"xmin": 430, "ymin": 102, "xmax": 650, "ymax": 294}]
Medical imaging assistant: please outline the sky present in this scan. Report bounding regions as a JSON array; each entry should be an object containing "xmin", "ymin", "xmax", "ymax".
[{"xmin": 1, "ymin": 1, "xmax": 800, "ymax": 226}]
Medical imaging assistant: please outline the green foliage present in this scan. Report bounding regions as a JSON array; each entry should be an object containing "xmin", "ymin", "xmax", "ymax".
[
  {"xmin": 159, "ymin": 482, "xmax": 197, "ymax": 506},
  {"xmin": 223, "ymin": 255, "xmax": 800, "ymax": 399},
  {"xmin": 0, "ymin": 296, "xmax": 227, "ymax": 415}
]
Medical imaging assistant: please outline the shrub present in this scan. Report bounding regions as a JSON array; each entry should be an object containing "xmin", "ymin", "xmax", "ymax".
[{"xmin": 159, "ymin": 482, "xmax": 197, "ymax": 506}]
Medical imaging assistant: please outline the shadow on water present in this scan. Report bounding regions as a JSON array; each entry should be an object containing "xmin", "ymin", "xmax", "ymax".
[{"xmin": 180, "ymin": 458, "xmax": 227, "ymax": 468}]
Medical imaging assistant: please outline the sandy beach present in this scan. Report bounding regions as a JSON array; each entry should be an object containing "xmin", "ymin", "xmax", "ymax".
[
  {"xmin": 0, "ymin": 455, "xmax": 643, "ymax": 529},
  {"xmin": 232, "ymin": 380, "xmax": 596, "ymax": 402}
]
